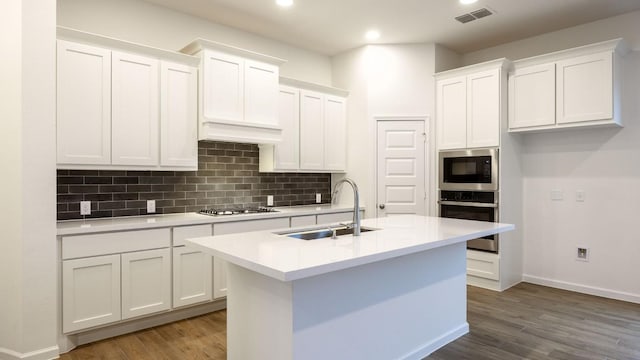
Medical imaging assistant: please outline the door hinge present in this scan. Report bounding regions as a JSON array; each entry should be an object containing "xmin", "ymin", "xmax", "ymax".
[
  {"xmin": 424, "ymin": 192, "xmax": 427, "ymax": 200},
  {"xmin": 422, "ymin": 132, "xmax": 427, "ymax": 143}
]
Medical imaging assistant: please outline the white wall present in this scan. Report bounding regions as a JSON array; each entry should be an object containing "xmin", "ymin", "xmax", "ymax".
[
  {"xmin": 331, "ymin": 44, "xmax": 438, "ymax": 217},
  {"xmin": 0, "ymin": 0, "xmax": 59, "ymax": 359},
  {"xmin": 461, "ymin": 11, "xmax": 640, "ymax": 302},
  {"xmin": 57, "ymin": 0, "xmax": 332, "ymax": 86}
]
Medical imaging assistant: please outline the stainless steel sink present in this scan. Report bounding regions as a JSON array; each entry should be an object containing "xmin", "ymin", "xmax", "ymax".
[{"xmin": 280, "ymin": 226, "xmax": 377, "ymax": 240}]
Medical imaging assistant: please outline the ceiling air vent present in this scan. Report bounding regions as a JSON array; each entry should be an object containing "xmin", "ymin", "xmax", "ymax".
[
  {"xmin": 470, "ymin": 8, "xmax": 493, "ymax": 19},
  {"xmin": 455, "ymin": 7, "xmax": 494, "ymax": 24},
  {"xmin": 455, "ymin": 13, "xmax": 476, "ymax": 24}
]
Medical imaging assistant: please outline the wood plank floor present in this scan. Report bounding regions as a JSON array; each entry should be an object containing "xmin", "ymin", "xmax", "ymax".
[{"xmin": 60, "ymin": 283, "xmax": 640, "ymax": 360}]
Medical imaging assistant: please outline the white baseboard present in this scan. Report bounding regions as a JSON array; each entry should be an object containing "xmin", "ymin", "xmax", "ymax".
[
  {"xmin": 401, "ymin": 322, "xmax": 469, "ymax": 360},
  {"xmin": 523, "ymin": 274, "xmax": 640, "ymax": 304},
  {"xmin": 0, "ymin": 345, "xmax": 59, "ymax": 360},
  {"xmin": 59, "ymin": 299, "xmax": 226, "ymax": 354}
]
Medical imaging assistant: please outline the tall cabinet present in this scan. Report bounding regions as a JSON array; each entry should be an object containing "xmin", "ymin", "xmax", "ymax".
[
  {"xmin": 436, "ymin": 59, "xmax": 508, "ymax": 150},
  {"xmin": 56, "ymin": 27, "xmax": 199, "ymax": 171}
]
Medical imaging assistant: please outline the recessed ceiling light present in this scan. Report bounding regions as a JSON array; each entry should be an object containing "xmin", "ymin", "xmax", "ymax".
[
  {"xmin": 276, "ymin": 0, "xmax": 293, "ymax": 7},
  {"xmin": 459, "ymin": 0, "xmax": 478, "ymax": 4},
  {"xmin": 365, "ymin": 30, "xmax": 380, "ymax": 41}
]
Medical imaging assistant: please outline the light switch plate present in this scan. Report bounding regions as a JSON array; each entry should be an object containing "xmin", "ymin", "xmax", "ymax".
[
  {"xmin": 267, "ymin": 195, "xmax": 274, "ymax": 207},
  {"xmin": 576, "ymin": 190, "xmax": 586, "ymax": 202},
  {"xmin": 80, "ymin": 201, "xmax": 91, "ymax": 215},
  {"xmin": 551, "ymin": 190, "xmax": 563, "ymax": 201},
  {"xmin": 316, "ymin": 193, "xmax": 322, "ymax": 203},
  {"xmin": 147, "ymin": 200, "xmax": 156, "ymax": 213}
]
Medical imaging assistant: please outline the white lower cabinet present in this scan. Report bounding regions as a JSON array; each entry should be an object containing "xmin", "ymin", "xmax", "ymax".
[
  {"xmin": 121, "ymin": 248, "xmax": 171, "ymax": 320},
  {"xmin": 172, "ymin": 225, "xmax": 213, "ymax": 307},
  {"xmin": 173, "ymin": 247, "xmax": 213, "ymax": 307},
  {"xmin": 62, "ymin": 254, "xmax": 121, "ymax": 333},
  {"xmin": 213, "ymin": 258, "xmax": 228, "ymax": 299}
]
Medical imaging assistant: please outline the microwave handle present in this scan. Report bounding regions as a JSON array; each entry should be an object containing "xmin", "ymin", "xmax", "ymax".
[{"xmin": 437, "ymin": 201, "xmax": 498, "ymax": 208}]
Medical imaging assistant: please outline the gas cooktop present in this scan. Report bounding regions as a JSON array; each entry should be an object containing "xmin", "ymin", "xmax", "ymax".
[{"xmin": 198, "ymin": 207, "xmax": 278, "ymax": 216}]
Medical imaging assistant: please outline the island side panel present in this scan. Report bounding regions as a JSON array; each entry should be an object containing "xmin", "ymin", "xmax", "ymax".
[
  {"xmin": 291, "ymin": 242, "xmax": 469, "ymax": 360},
  {"xmin": 226, "ymin": 263, "xmax": 293, "ymax": 360}
]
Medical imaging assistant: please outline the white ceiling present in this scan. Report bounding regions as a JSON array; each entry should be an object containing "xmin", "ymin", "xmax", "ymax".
[{"xmin": 142, "ymin": 0, "xmax": 640, "ymax": 55}]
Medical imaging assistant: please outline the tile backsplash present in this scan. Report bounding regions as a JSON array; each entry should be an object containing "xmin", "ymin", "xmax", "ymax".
[{"xmin": 57, "ymin": 141, "xmax": 332, "ymax": 220}]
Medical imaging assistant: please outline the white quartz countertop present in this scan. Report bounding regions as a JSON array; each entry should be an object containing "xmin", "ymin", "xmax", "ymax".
[
  {"xmin": 56, "ymin": 204, "xmax": 361, "ymax": 235},
  {"xmin": 186, "ymin": 215, "xmax": 514, "ymax": 282}
]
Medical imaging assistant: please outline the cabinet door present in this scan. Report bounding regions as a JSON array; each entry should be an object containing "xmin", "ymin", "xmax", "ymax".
[
  {"xmin": 436, "ymin": 76, "xmax": 467, "ymax": 150},
  {"xmin": 62, "ymin": 254, "xmax": 121, "ymax": 333},
  {"xmin": 508, "ymin": 63, "xmax": 556, "ymax": 130},
  {"xmin": 56, "ymin": 40, "xmax": 111, "ymax": 165},
  {"xmin": 299, "ymin": 90, "xmax": 325, "ymax": 170},
  {"xmin": 173, "ymin": 247, "xmax": 213, "ymax": 307},
  {"xmin": 202, "ymin": 49, "xmax": 244, "ymax": 122},
  {"xmin": 121, "ymin": 248, "xmax": 171, "ymax": 319},
  {"xmin": 213, "ymin": 257, "xmax": 228, "ymax": 299},
  {"xmin": 111, "ymin": 51, "xmax": 159, "ymax": 166},
  {"xmin": 160, "ymin": 61, "xmax": 197, "ymax": 168},
  {"xmin": 556, "ymin": 51, "xmax": 613, "ymax": 124},
  {"xmin": 274, "ymin": 86, "xmax": 300, "ymax": 171},
  {"xmin": 324, "ymin": 95, "xmax": 347, "ymax": 171},
  {"xmin": 244, "ymin": 59, "xmax": 279, "ymax": 126},
  {"xmin": 467, "ymin": 69, "xmax": 500, "ymax": 148}
]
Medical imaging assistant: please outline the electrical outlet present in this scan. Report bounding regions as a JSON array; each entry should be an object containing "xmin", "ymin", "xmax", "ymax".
[
  {"xmin": 80, "ymin": 201, "xmax": 91, "ymax": 215},
  {"xmin": 147, "ymin": 200, "xmax": 156, "ymax": 214},
  {"xmin": 576, "ymin": 247, "xmax": 589, "ymax": 262},
  {"xmin": 267, "ymin": 195, "xmax": 274, "ymax": 207},
  {"xmin": 316, "ymin": 193, "xmax": 322, "ymax": 203}
]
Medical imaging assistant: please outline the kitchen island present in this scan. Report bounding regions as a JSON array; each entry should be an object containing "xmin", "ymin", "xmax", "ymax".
[{"xmin": 186, "ymin": 215, "xmax": 514, "ymax": 360}]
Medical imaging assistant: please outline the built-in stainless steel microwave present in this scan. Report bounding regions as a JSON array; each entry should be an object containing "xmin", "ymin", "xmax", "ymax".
[{"xmin": 439, "ymin": 148, "xmax": 498, "ymax": 191}]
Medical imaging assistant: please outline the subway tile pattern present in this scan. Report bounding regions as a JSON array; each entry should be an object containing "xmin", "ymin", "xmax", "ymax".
[{"xmin": 57, "ymin": 141, "xmax": 332, "ymax": 220}]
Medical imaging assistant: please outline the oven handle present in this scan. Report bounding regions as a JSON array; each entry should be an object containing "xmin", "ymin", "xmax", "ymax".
[{"xmin": 438, "ymin": 201, "xmax": 498, "ymax": 208}]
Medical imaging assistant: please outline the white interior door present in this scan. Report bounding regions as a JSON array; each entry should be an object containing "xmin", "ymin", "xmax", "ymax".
[{"xmin": 376, "ymin": 120, "xmax": 426, "ymax": 217}]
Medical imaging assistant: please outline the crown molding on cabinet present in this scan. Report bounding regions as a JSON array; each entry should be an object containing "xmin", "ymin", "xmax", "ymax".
[
  {"xmin": 279, "ymin": 77, "xmax": 349, "ymax": 97},
  {"xmin": 435, "ymin": 58, "xmax": 510, "ymax": 80},
  {"xmin": 511, "ymin": 38, "xmax": 629, "ymax": 68},
  {"xmin": 180, "ymin": 38, "xmax": 287, "ymax": 66},
  {"xmin": 57, "ymin": 26, "xmax": 199, "ymax": 66}
]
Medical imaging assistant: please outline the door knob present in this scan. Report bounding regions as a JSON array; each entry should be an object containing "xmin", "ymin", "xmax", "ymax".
[{"xmin": 379, "ymin": 204, "xmax": 385, "ymax": 209}]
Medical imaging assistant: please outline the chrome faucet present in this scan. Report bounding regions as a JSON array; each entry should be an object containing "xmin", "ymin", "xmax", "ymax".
[{"xmin": 331, "ymin": 178, "xmax": 361, "ymax": 236}]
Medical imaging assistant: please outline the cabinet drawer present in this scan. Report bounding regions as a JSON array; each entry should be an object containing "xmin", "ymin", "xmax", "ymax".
[
  {"xmin": 214, "ymin": 217, "xmax": 289, "ymax": 235},
  {"xmin": 290, "ymin": 215, "xmax": 316, "ymax": 228},
  {"xmin": 467, "ymin": 250, "xmax": 499, "ymax": 280},
  {"xmin": 317, "ymin": 212, "xmax": 354, "ymax": 225},
  {"xmin": 173, "ymin": 224, "xmax": 212, "ymax": 246},
  {"xmin": 62, "ymin": 228, "xmax": 170, "ymax": 260}
]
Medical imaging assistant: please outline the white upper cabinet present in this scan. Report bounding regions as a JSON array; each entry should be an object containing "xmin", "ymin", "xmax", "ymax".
[
  {"xmin": 181, "ymin": 39, "xmax": 286, "ymax": 144},
  {"xmin": 508, "ymin": 63, "xmax": 556, "ymax": 129},
  {"xmin": 202, "ymin": 50, "xmax": 244, "ymax": 123},
  {"xmin": 160, "ymin": 61, "xmax": 198, "ymax": 168},
  {"xmin": 509, "ymin": 39, "xmax": 628, "ymax": 132},
  {"xmin": 436, "ymin": 75, "xmax": 467, "ymax": 150},
  {"xmin": 259, "ymin": 78, "xmax": 348, "ymax": 173},
  {"xmin": 436, "ymin": 59, "xmax": 507, "ymax": 150},
  {"xmin": 56, "ymin": 27, "xmax": 199, "ymax": 170},
  {"xmin": 244, "ymin": 59, "xmax": 279, "ymax": 126},
  {"xmin": 111, "ymin": 51, "xmax": 159, "ymax": 166},
  {"xmin": 57, "ymin": 40, "xmax": 112, "ymax": 165},
  {"xmin": 323, "ymin": 95, "xmax": 347, "ymax": 171},
  {"xmin": 467, "ymin": 69, "xmax": 501, "ymax": 149},
  {"xmin": 300, "ymin": 90, "xmax": 325, "ymax": 170},
  {"xmin": 272, "ymin": 85, "xmax": 301, "ymax": 171},
  {"xmin": 556, "ymin": 52, "xmax": 613, "ymax": 124}
]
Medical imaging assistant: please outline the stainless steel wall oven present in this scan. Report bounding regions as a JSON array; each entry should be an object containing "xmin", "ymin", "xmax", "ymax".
[{"xmin": 438, "ymin": 190, "xmax": 499, "ymax": 253}]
